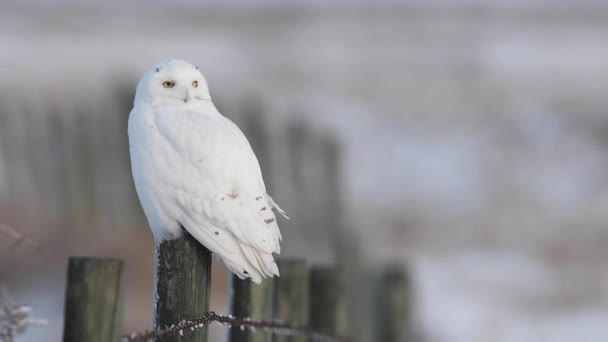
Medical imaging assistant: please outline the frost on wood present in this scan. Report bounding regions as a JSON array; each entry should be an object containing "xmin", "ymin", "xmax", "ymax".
[
  {"xmin": 123, "ymin": 311, "xmax": 344, "ymax": 342},
  {"xmin": 0, "ymin": 287, "xmax": 47, "ymax": 342}
]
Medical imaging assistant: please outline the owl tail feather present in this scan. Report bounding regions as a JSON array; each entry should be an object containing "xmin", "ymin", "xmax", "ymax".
[{"xmin": 269, "ymin": 196, "xmax": 289, "ymax": 220}]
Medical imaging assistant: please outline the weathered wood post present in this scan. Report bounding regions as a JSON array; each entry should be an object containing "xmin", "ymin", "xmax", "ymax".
[
  {"xmin": 309, "ymin": 266, "xmax": 346, "ymax": 340},
  {"xmin": 62, "ymin": 257, "xmax": 124, "ymax": 342},
  {"xmin": 345, "ymin": 266, "xmax": 378, "ymax": 342},
  {"xmin": 154, "ymin": 228, "xmax": 212, "ymax": 341},
  {"xmin": 230, "ymin": 277, "xmax": 275, "ymax": 342},
  {"xmin": 375, "ymin": 265, "xmax": 413, "ymax": 342},
  {"xmin": 273, "ymin": 259, "xmax": 310, "ymax": 342}
]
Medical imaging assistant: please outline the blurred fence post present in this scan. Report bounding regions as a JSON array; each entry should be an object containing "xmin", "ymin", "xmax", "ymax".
[
  {"xmin": 241, "ymin": 97, "xmax": 273, "ymax": 189},
  {"xmin": 374, "ymin": 265, "xmax": 413, "ymax": 342},
  {"xmin": 62, "ymin": 257, "xmax": 124, "ymax": 342},
  {"xmin": 154, "ymin": 228, "xmax": 212, "ymax": 342},
  {"xmin": 320, "ymin": 137, "xmax": 345, "ymax": 257},
  {"xmin": 309, "ymin": 266, "xmax": 346, "ymax": 340},
  {"xmin": 286, "ymin": 122, "xmax": 333, "ymax": 262},
  {"xmin": 273, "ymin": 259, "xmax": 310, "ymax": 342},
  {"xmin": 230, "ymin": 277, "xmax": 275, "ymax": 342}
]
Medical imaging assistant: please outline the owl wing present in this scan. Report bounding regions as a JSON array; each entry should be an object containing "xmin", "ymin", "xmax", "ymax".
[{"xmin": 155, "ymin": 107, "xmax": 282, "ymax": 283}]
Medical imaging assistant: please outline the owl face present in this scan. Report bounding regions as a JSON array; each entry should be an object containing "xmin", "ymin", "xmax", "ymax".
[{"xmin": 134, "ymin": 59, "xmax": 211, "ymax": 106}]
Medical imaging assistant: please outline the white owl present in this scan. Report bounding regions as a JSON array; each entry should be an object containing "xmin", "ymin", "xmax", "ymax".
[{"xmin": 128, "ymin": 59, "xmax": 286, "ymax": 283}]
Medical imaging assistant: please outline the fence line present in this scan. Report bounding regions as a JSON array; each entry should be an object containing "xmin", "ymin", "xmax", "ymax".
[
  {"xmin": 61, "ymin": 256, "xmax": 357, "ymax": 342},
  {"xmin": 123, "ymin": 312, "xmax": 345, "ymax": 342},
  {"xmin": 4, "ymin": 93, "xmax": 418, "ymax": 341}
]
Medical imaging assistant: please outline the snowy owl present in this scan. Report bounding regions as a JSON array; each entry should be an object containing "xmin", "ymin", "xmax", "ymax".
[{"xmin": 128, "ymin": 59, "xmax": 286, "ymax": 283}]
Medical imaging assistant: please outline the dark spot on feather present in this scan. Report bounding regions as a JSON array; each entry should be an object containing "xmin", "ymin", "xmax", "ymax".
[
  {"xmin": 214, "ymin": 231, "xmax": 219, "ymax": 235},
  {"xmin": 155, "ymin": 67, "xmax": 161, "ymax": 72},
  {"xmin": 260, "ymin": 207, "xmax": 267, "ymax": 211},
  {"xmin": 221, "ymin": 197, "xmax": 224, "ymax": 201},
  {"xmin": 264, "ymin": 218, "xmax": 275, "ymax": 224},
  {"xmin": 228, "ymin": 192, "xmax": 238, "ymax": 199},
  {"xmin": 243, "ymin": 270, "xmax": 248, "ymax": 275}
]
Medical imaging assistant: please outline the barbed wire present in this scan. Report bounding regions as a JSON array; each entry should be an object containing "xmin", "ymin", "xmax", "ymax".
[{"xmin": 123, "ymin": 311, "xmax": 344, "ymax": 342}]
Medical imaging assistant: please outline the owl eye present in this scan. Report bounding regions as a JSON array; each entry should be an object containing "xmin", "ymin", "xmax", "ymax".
[
  {"xmin": 162, "ymin": 81, "xmax": 175, "ymax": 88},
  {"xmin": 192, "ymin": 80, "xmax": 198, "ymax": 88}
]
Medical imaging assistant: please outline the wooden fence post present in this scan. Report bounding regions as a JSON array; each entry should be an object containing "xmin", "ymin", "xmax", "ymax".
[
  {"xmin": 229, "ymin": 276, "xmax": 275, "ymax": 342},
  {"xmin": 309, "ymin": 266, "xmax": 346, "ymax": 340},
  {"xmin": 344, "ymin": 266, "xmax": 378, "ymax": 342},
  {"xmin": 154, "ymin": 228, "xmax": 212, "ymax": 341},
  {"xmin": 375, "ymin": 265, "xmax": 412, "ymax": 342},
  {"xmin": 273, "ymin": 259, "xmax": 310, "ymax": 342},
  {"xmin": 62, "ymin": 257, "xmax": 124, "ymax": 342}
]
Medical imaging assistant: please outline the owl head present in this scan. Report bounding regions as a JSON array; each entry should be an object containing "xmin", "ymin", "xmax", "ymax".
[{"xmin": 134, "ymin": 59, "xmax": 211, "ymax": 106}]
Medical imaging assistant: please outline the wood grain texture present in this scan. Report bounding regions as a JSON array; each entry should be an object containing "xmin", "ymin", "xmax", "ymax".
[
  {"xmin": 273, "ymin": 259, "xmax": 309, "ymax": 342},
  {"xmin": 62, "ymin": 257, "xmax": 124, "ymax": 342},
  {"xmin": 230, "ymin": 276, "xmax": 275, "ymax": 342},
  {"xmin": 154, "ymin": 228, "xmax": 212, "ymax": 342}
]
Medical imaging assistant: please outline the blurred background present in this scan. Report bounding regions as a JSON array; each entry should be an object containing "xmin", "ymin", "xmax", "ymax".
[{"xmin": 1, "ymin": 1, "xmax": 608, "ymax": 341}]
